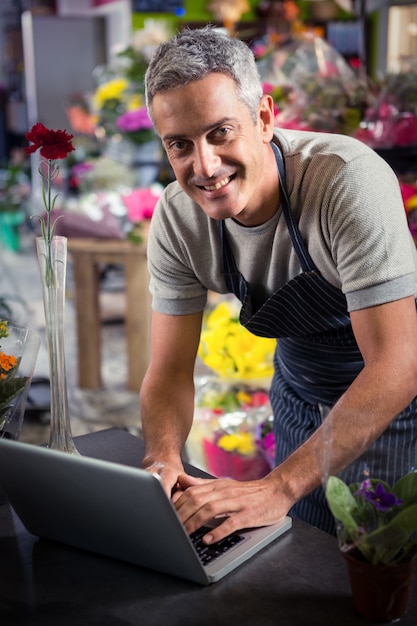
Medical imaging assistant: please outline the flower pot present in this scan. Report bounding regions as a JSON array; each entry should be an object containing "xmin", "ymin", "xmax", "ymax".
[
  {"xmin": 342, "ymin": 551, "xmax": 417, "ymax": 622},
  {"xmin": 0, "ymin": 211, "xmax": 25, "ymax": 252}
]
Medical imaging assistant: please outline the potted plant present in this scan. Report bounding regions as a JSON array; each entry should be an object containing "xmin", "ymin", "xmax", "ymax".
[{"xmin": 325, "ymin": 473, "xmax": 417, "ymax": 621}]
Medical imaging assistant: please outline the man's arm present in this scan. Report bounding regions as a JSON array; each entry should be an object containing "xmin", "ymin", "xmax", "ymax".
[
  {"xmin": 173, "ymin": 296, "xmax": 417, "ymax": 543},
  {"xmin": 139, "ymin": 309, "xmax": 204, "ymax": 493}
]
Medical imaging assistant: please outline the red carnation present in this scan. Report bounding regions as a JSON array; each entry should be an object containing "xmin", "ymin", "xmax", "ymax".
[{"xmin": 24, "ymin": 122, "xmax": 75, "ymax": 160}]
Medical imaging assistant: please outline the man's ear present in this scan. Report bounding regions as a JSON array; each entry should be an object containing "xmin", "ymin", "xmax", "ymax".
[{"xmin": 258, "ymin": 94, "xmax": 276, "ymax": 143}]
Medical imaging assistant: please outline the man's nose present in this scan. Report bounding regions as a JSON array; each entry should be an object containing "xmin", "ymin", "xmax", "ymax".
[{"xmin": 193, "ymin": 143, "xmax": 221, "ymax": 178}]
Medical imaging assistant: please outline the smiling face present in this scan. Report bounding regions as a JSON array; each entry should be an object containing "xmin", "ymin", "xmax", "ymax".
[{"xmin": 152, "ymin": 73, "xmax": 279, "ymax": 226}]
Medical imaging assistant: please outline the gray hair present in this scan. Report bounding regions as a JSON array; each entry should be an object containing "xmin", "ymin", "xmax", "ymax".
[{"xmin": 145, "ymin": 26, "xmax": 263, "ymax": 124}]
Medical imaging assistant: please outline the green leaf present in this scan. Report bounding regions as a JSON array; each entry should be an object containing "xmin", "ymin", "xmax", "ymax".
[
  {"xmin": 0, "ymin": 376, "xmax": 28, "ymax": 413},
  {"xmin": 364, "ymin": 504, "xmax": 417, "ymax": 564},
  {"xmin": 393, "ymin": 472, "xmax": 417, "ymax": 507},
  {"xmin": 326, "ymin": 476, "xmax": 359, "ymax": 539}
]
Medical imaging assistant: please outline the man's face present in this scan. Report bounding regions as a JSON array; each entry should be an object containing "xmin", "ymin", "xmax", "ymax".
[{"xmin": 152, "ymin": 73, "xmax": 278, "ymax": 226}]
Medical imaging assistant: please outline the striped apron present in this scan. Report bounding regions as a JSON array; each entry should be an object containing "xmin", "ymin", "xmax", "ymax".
[{"xmin": 219, "ymin": 142, "xmax": 417, "ymax": 533}]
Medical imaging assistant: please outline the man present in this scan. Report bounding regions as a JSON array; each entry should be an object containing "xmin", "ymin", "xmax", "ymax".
[{"xmin": 140, "ymin": 26, "xmax": 417, "ymax": 542}]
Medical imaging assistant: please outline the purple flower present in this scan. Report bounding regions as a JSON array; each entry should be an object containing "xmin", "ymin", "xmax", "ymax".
[
  {"xmin": 71, "ymin": 162, "xmax": 94, "ymax": 176},
  {"xmin": 116, "ymin": 108, "xmax": 153, "ymax": 133},
  {"xmin": 355, "ymin": 478, "xmax": 371, "ymax": 496},
  {"xmin": 262, "ymin": 432, "xmax": 275, "ymax": 452},
  {"xmin": 355, "ymin": 480, "xmax": 403, "ymax": 512}
]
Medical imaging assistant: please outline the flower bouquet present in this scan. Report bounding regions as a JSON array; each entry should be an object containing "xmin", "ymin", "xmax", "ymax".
[
  {"xmin": 197, "ymin": 299, "xmax": 276, "ymax": 381},
  {"xmin": 256, "ymin": 33, "xmax": 368, "ymax": 136},
  {"xmin": 0, "ymin": 319, "xmax": 40, "ymax": 441},
  {"xmin": 188, "ymin": 299, "xmax": 277, "ymax": 479},
  {"xmin": 355, "ymin": 57, "xmax": 417, "ymax": 152},
  {"xmin": 89, "ymin": 21, "xmax": 171, "ymax": 155},
  {"xmin": 325, "ymin": 472, "xmax": 417, "ymax": 620},
  {"xmin": 188, "ymin": 376, "xmax": 274, "ymax": 481}
]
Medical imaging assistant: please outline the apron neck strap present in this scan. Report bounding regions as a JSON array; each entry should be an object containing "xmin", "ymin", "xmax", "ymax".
[
  {"xmin": 270, "ymin": 142, "xmax": 316, "ymax": 273},
  {"xmin": 218, "ymin": 141, "xmax": 318, "ymax": 281}
]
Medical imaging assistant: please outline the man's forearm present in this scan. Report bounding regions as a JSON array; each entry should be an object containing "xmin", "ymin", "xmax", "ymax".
[
  {"xmin": 140, "ymin": 374, "xmax": 195, "ymax": 467},
  {"xmin": 273, "ymin": 360, "xmax": 417, "ymax": 507}
]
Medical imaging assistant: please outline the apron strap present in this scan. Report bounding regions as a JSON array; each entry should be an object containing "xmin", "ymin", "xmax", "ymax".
[
  {"xmin": 219, "ymin": 221, "xmax": 247, "ymax": 303},
  {"xmin": 219, "ymin": 141, "xmax": 318, "ymax": 280},
  {"xmin": 270, "ymin": 142, "xmax": 317, "ymax": 273}
]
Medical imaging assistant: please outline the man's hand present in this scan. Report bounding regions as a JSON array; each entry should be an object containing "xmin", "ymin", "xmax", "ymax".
[
  {"xmin": 172, "ymin": 473, "xmax": 293, "ymax": 544},
  {"xmin": 143, "ymin": 459, "xmax": 185, "ymax": 497}
]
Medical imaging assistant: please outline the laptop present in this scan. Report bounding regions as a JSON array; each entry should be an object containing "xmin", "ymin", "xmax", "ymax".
[{"xmin": 0, "ymin": 437, "xmax": 291, "ymax": 585}]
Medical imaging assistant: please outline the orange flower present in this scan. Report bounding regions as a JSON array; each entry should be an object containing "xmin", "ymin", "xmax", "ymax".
[{"xmin": 0, "ymin": 351, "xmax": 17, "ymax": 374}]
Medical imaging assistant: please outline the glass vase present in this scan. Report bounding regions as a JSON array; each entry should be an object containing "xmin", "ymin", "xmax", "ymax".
[{"xmin": 36, "ymin": 236, "xmax": 79, "ymax": 454}]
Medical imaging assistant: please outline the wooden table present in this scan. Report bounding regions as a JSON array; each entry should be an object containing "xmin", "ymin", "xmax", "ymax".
[{"xmin": 67, "ymin": 238, "xmax": 151, "ymax": 391}]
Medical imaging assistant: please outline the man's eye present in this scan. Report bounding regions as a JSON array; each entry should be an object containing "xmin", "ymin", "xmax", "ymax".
[
  {"xmin": 170, "ymin": 140, "xmax": 186, "ymax": 150},
  {"xmin": 217, "ymin": 127, "xmax": 230, "ymax": 137}
]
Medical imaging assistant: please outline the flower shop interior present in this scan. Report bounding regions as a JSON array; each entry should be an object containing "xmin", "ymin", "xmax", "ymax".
[
  {"xmin": 0, "ymin": 0, "xmax": 416, "ymax": 460},
  {"xmin": 1, "ymin": 1, "xmax": 417, "ymax": 624}
]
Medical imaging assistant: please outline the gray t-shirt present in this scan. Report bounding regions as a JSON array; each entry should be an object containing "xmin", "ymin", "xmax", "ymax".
[{"xmin": 148, "ymin": 129, "xmax": 417, "ymax": 316}]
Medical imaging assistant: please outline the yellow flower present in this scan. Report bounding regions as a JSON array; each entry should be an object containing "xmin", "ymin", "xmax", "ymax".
[
  {"xmin": 94, "ymin": 78, "xmax": 129, "ymax": 109},
  {"xmin": 0, "ymin": 321, "xmax": 8, "ymax": 338},
  {"xmin": 198, "ymin": 300, "xmax": 276, "ymax": 380},
  {"xmin": 236, "ymin": 390, "xmax": 252, "ymax": 405},
  {"xmin": 217, "ymin": 432, "xmax": 256, "ymax": 456},
  {"xmin": 126, "ymin": 93, "xmax": 144, "ymax": 111}
]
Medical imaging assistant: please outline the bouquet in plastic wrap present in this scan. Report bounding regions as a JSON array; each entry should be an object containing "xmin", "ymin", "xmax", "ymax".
[
  {"xmin": 187, "ymin": 299, "xmax": 277, "ymax": 479},
  {"xmin": 187, "ymin": 376, "xmax": 275, "ymax": 480},
  {"xmin": 256, "ymin": 33, "xmax": 368, "ymax": 136},
  {"xmin": 355, "ymin": 57, "xmax": 417, "ymax": 150}
]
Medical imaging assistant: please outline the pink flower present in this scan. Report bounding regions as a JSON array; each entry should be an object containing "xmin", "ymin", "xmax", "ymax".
[
  {"xmin": 121, "ymin": 187, "xmax": 161, "ymax": 222},
  {"xmin": 400, "ymin": 183, "xmax": 417, "ymax": 207},
  {"xmin": 262, "ymin": 82, "xmax": 275, "ymax": 95},
  {"xmin": 262, "ymin": 432, "xmax": 276, "ymax": 454},
  {"xmin": 250, "ymin": 391, "xmax": 270, "ymax": 407},
  {"xmin": 391, "ymin": 114, "xmax": 417, "ymax": 146},
  {"xmin": 116, "ymin": 107, "xmax": 153, "ymax": 133}
]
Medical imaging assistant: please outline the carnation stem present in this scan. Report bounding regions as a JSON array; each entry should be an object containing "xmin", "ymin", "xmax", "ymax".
[{"xmin": 40, "ymin": 159, "xmax": 56, "ymax": 289}]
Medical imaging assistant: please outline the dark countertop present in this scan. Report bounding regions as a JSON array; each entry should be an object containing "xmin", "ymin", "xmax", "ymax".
[{"xmin": 0, "ymin": 428, "xmax": 416, "ymax": 626}]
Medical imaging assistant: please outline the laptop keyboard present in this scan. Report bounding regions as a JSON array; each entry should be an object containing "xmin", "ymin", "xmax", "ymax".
[{"xmin": 190, "ymin": 526, "xmax": 245, "ymax": 565}]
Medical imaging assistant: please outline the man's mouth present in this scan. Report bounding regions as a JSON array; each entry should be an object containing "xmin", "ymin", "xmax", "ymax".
[{"xmin": 200, "ymin": 175, "xmax": 234, "ymax": 192}]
